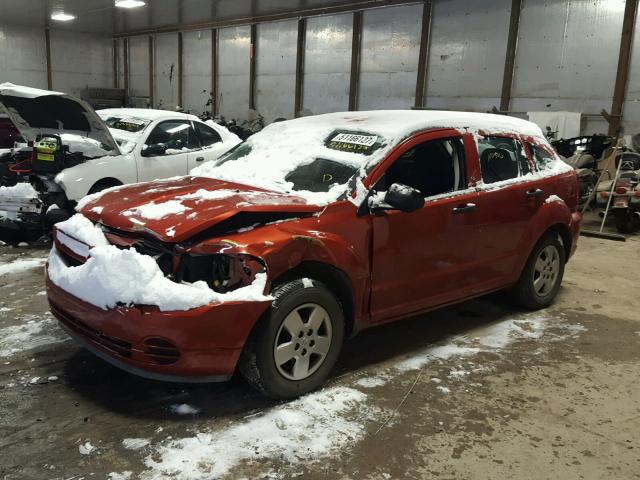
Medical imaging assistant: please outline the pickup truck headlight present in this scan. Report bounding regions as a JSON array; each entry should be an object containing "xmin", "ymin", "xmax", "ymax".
[{"xmin": 176, "ymin": 253, "xmax": 266, "ymax": 293}]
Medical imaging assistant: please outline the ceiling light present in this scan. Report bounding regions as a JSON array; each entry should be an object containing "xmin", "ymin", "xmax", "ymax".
[
  {"xmin": 115, "ymin": 0, "xmax": 147, "ymax": 8},
  {"xmin": 50, "ymin": 11, "xmax": 76, "ymax": 21}
]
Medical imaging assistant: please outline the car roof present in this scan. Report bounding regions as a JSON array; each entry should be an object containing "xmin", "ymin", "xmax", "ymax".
[
  {"xmin": 97, "ymin": 108, "xmax": 200, "ymax": 123},
  {"xmin": 283, "ymin": 110, "xmax": 545, "ymax": 140}
]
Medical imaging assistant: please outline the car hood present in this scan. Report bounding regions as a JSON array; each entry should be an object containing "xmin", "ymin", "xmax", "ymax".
[
  {"xmin": 0, "ymin": 83, "xmax": 120, "ymax": 155},
  {"xmin": 80, "ymin": 177, "xmax": 324, "ymax": 243}
]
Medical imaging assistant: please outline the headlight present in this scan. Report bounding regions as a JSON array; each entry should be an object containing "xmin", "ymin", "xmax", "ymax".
[{"xmin": 176, "ymin": 253, "xmax": 266, "ymax": 293}]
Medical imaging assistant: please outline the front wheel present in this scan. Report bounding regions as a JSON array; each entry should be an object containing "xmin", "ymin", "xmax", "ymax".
[
  {"xmin": 513, "ymin": 233, "xmax": 565, "ymax": 310},
  {"xmin": 239, "ymin": 279, "xmax": 345, "ymax": 399}
]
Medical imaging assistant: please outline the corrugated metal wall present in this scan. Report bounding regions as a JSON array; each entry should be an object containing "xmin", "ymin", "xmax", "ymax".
[
  {"xmin": 511, "ymin": 0, "xmax": 626, "ymax": 134},
  {"xmin": 154, "ymin": 33, "xmax": 179, "ymax": 109},
  {"xmin": 425, "ymin": 0, "xmax": 511, "ymax": 112},
  {"xmin": 182, "ymin": 30, "xmax": 212, "ymax": 114},
  {"xmin": 358, "ymin": 4, "xmax": 423, "ymax": 110},
  {"xmin": 217, "ymin": 26, "xmax": 251, "ymax": 120},
  {"xmin": 255, "ymin": 20, "xmax": 298, "ymax": 122},
  {"xmin": 2, "ymin": 0, "xmax": 639, "ymax": 135},
  {"xmin": 303, "ymin": 13, "xmax": 352, "ymax": 115}
]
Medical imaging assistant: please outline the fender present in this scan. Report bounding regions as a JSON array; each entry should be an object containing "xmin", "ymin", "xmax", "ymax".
[{"xmin": 512, "ymin": 200, "xmax": 573, "ymax": 278}]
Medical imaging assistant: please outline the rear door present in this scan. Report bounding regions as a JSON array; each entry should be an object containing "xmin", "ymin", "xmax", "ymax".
[
  {"xmin": 470, "ymin": 133, "xmax": 543, "ymax": 291},
  {"xmin": 369, "ymin": 130, "xmax": 483, "ymax": 323},
  {"xmin": 138, "ymin": 119, "xmax": 199, "ymax": 182}
]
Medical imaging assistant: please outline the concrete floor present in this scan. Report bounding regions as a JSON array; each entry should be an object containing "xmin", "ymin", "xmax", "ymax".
[{"xmin": 0, "ymin": 227, "xmax": 639, "ymax": 480}]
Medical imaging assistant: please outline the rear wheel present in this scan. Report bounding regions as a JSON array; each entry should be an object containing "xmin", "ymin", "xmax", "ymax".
[
  {"xmin": 513, "ymin": 233, "xmax": 565, "ymax": 310},
  {"xmin": 239, "ymin": 279, "xmax": 344, "ymax": 399}
]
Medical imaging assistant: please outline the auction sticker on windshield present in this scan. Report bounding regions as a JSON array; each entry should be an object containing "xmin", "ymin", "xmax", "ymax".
[{"xmin": 327, "ymin": 132, "xmax": 379, "ymax": 154}]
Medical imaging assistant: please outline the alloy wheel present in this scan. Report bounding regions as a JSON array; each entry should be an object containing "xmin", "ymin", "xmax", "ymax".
[
  {"xmin": 273, "ymin": 303, "xmax": 333, "ymax": 381},
  {"xmin": 533, "ymin": 245, "xmax": 560, "ymax": 297}
]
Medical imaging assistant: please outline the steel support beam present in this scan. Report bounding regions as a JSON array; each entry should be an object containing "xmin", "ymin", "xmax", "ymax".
[
  {"xmin": 45, "ymin": 28, "xmax": 53, "ymax": 90},
  {"xmin": 609, "ymin": 0, "xmax": 639, "ymax": 136},
  {"xmin": 349, "ymin": 11, "xmax": 363, "ymax": 111},
  {"xmin": 123, "ymin": 37, "xmax": 129, "ymax": 105},
  {"xmin": 211, "ymin": 29, "xmax": 218, "ymax": 117},
  {"xmin": 500, "ymin": 0, "xmax": 522, "ymax": 112},
  {"xmin": 249, "ymin": 24, "xmax": 257, "ymax": 111},
  {"xmin": 113, "ymin": 39, "xmax": 119, "ymax": 88},
  {"xmin": 113, "ymin": 0, "xmax": 420, "ymax": 38},
  {"xmin": 148, "ymin": 35, "xmax": 154, "ymax": 107},
  {"xmin": 294, "ymin": 18, "xmax": 307, "ymax": 117},
  {"xmin": 414, "ymin": 1, "xmax": 432, "ymax": 108}
]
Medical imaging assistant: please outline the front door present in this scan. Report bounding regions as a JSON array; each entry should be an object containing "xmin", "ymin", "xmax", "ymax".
[
  {"xmin": 369, "ymin": 132, "xmax": 483, "ymax": 323},
  {"xmin": 138, "ymin": 119, "xmax": 199, "ymax": 182}
]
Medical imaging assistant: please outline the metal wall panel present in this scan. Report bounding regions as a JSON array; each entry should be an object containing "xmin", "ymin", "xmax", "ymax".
[
  {"xmin": 358, "ymin": 5, "xmax": 422, "ymax": 110},
  {"xmin": 512, "ymin": 0, "xmax": 626, "ymax": 134},
  {"xmin": 183, "ymin": 30, "xmax": 212, "ymax": 115},
  {"xmin": 425, "ymin": 0, "xmax": 511, "ymax": 112},
  {"xmin": 255, "ymin": 20, "xmax": 297, "ymax": 122},
  {"xmin": 117, "ymin": 38, "xmax": 125, "ymax": 89},
  {"xmin": 0, "ymin": 23, "xmax": 47, "ymax": 89},
  {"xmin": 50, "ymin": 30, "xmax": 113, "ymax": 97},
  {"xmin": 154, "ymin": 33, "xmax": 179, "ymax": 109},
  {"xmin": 128, "ymin": 35, "xmax": 149, "ymax": 99},
  {"xmin": 218, "ymin": 26, "xmax": 251, "ymax": 120},
  {"xmin": 303, "ymin": 13, "xmax": 352, "ymax": 115}
]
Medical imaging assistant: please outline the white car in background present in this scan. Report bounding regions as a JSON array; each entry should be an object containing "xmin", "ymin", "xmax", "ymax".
[{"xmin": 58, "ymin": 108, "xmax": 241, "ymax": 199}]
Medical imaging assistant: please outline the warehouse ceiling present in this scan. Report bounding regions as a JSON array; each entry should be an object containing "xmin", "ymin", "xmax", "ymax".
[{"xmin": 0, "ymin": 0, "xmax": 375, "ymax": 34}]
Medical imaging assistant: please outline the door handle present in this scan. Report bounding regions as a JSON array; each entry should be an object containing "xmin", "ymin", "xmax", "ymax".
[
  {"xmin": 195, "ymin": 156, "xmax": 205, "ymax": 162},
  {"xmin": 452, "ymin": 203, "xmax": 476, "ymax": 214},
  {"xmin": 525, "ymin": 188, "xmax": 544, "ymax": 197}
]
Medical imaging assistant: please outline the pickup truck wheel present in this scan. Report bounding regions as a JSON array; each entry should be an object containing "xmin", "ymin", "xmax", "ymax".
[
  {"xmin": 238, "ymin": 279, "xmax": 345, "ymax": 399},
  {"xmin": 513, "ymin": 233, "xmax": 565, "ymax": 310}
]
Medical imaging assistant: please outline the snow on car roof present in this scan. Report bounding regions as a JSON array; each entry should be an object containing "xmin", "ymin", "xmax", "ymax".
[
  {"xmin": 97, "ymin": 108, "xmax": 200, "ymax": 123},
  {"xmin": 191, "ymin": 110, "xmax": 547, "ymax": 205}
]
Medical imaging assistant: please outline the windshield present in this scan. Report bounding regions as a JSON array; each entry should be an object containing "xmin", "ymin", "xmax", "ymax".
[{"xmin": 192, "ymin": 119, "xmax": 390, "ymax": 204}]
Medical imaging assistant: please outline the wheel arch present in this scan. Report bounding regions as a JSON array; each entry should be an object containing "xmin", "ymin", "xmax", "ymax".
[
  {"xmin": 88, "ymin": 177, "xmax": 123, "ymax": 195},
  {"xmin": 271, "ymin": 261, "xmax": 356, "ymax": 339}
]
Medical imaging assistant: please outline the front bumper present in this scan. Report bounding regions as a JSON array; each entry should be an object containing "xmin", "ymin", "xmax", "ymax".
[{"xmin": 47, "ymin": 274, "xmax": 271, "ymax": 382}]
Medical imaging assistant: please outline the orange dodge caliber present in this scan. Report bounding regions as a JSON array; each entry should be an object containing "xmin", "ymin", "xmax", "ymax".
[{"xmin": 46, "ymin": 111, "xmax": 582, "ymax": 398}]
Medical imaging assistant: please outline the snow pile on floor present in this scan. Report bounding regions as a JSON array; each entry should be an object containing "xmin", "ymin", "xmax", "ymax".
[
  {"xmin": 0, "ymin": 315, "xmax": 66, "ymax": 357},
  {"xmin": 142, "ymin": 387, "xmax": 373, "ymax": 480},
  {"xmin": 122, "ymin": 438, "xmax": 151, "ymax": 450},
  {"xmin": 78, "ymin": 441, "xmax": 96, "ymax": 455},
  {"xmin": 49, "ymin": 215, "xmax": 272, "ymax": 311},
  {"xmin": 0, "ymin": 182, "xmax": 37, "ymax": 199},
  {"xmin": 170, "ymin": 404, "xmax": 201, "ymax": 415},
  {"xmin": 0, "ymin": 257, "xmax": 47, "ymax": 276},
  {"xmin": 123, "ymin": 200, "xmax": 191, "ymax": 220}
]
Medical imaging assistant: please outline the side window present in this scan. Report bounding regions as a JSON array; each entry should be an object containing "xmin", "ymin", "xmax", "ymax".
[
  {"xmin": 194, "ymin": 122, "xmax": 222, "ymax": 147},
  {"xmin": 477, "ymin": 136, "xmax": 530, "ymax": 184},
  {"xmin": 528, "ymin": 143, "xmax": 556, "ymax": 171},
  {"xmin": 145, "ymin": 120, "xmax": 200, "ymax": 155},
  {"xmin": 383, "ymin": 137, "xmax": 467, "ymax": 197}
]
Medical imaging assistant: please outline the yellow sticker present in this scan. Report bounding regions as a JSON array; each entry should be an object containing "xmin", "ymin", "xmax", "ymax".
[{"xmin": 37, "ymin": 153, "xmax": 54, "ymax": 161}]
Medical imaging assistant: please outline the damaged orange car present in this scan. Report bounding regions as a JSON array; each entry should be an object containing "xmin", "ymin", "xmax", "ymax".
[{"xmin": 46, "ymin": 111, "xmax": 581, "ymax": 398}]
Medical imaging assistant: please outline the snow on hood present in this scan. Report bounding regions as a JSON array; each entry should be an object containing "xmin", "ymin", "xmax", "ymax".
[
  {"xmin": 0, "ymin": 83, "xmax": 119, "ymax": 157},
  {"xmin": 79, "ymin": 177, "xmax": 323, "ymax": 243},
  {"xmin": 50, "ymin": 213, "xmax": 272, "ymax": 311},
  {"xmin": 191, "ymin": 110, "xmax": 546, "ymax": 205}
]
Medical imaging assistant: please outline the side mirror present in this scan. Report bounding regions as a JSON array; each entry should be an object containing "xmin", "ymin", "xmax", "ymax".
[
  {"xmin": 382, "ymin": 183, "xmax": 424, "ymax": 213},
  {"xmin": 142, "ymin": 143, "xmax": 166, "ymax": 157}
]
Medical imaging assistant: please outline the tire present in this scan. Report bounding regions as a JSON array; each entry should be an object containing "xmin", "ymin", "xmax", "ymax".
[
  {"xmin": 614, "ymin": 209, "xmax": 634, "ymax": 234},
  {"xmin": 513, "ymin": 232, "xmax": 565, "ymax": 310},
  {"xmin": 238, "ymin": 279, "xmax": 345, "ymax": 399},
  {"xmin": 88, "ymin": 179, "xmax": 121, "ymax": 195}
]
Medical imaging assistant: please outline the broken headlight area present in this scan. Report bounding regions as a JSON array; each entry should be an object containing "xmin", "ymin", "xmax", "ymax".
[{"xmin": 174, "ymin": 253, "xmax": 266, "ymax": 293}]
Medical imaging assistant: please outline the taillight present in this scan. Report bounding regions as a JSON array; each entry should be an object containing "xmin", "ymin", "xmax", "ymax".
[
  {"xmin": 599, "ymin": 191, "xmax": 608, "ymax": 198},
  {"xmin": 615, "ymin": 186, "xmax": 629, "ymax": 195},
  {"xmin": 634, "ymin": 191, "xmax": 640, "ymax": 198}
]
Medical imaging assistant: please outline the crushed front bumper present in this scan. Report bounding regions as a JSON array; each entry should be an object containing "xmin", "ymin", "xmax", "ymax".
[{"xmin": 46, "ymin": 273, "xmax": 272, "ymax": 382}]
